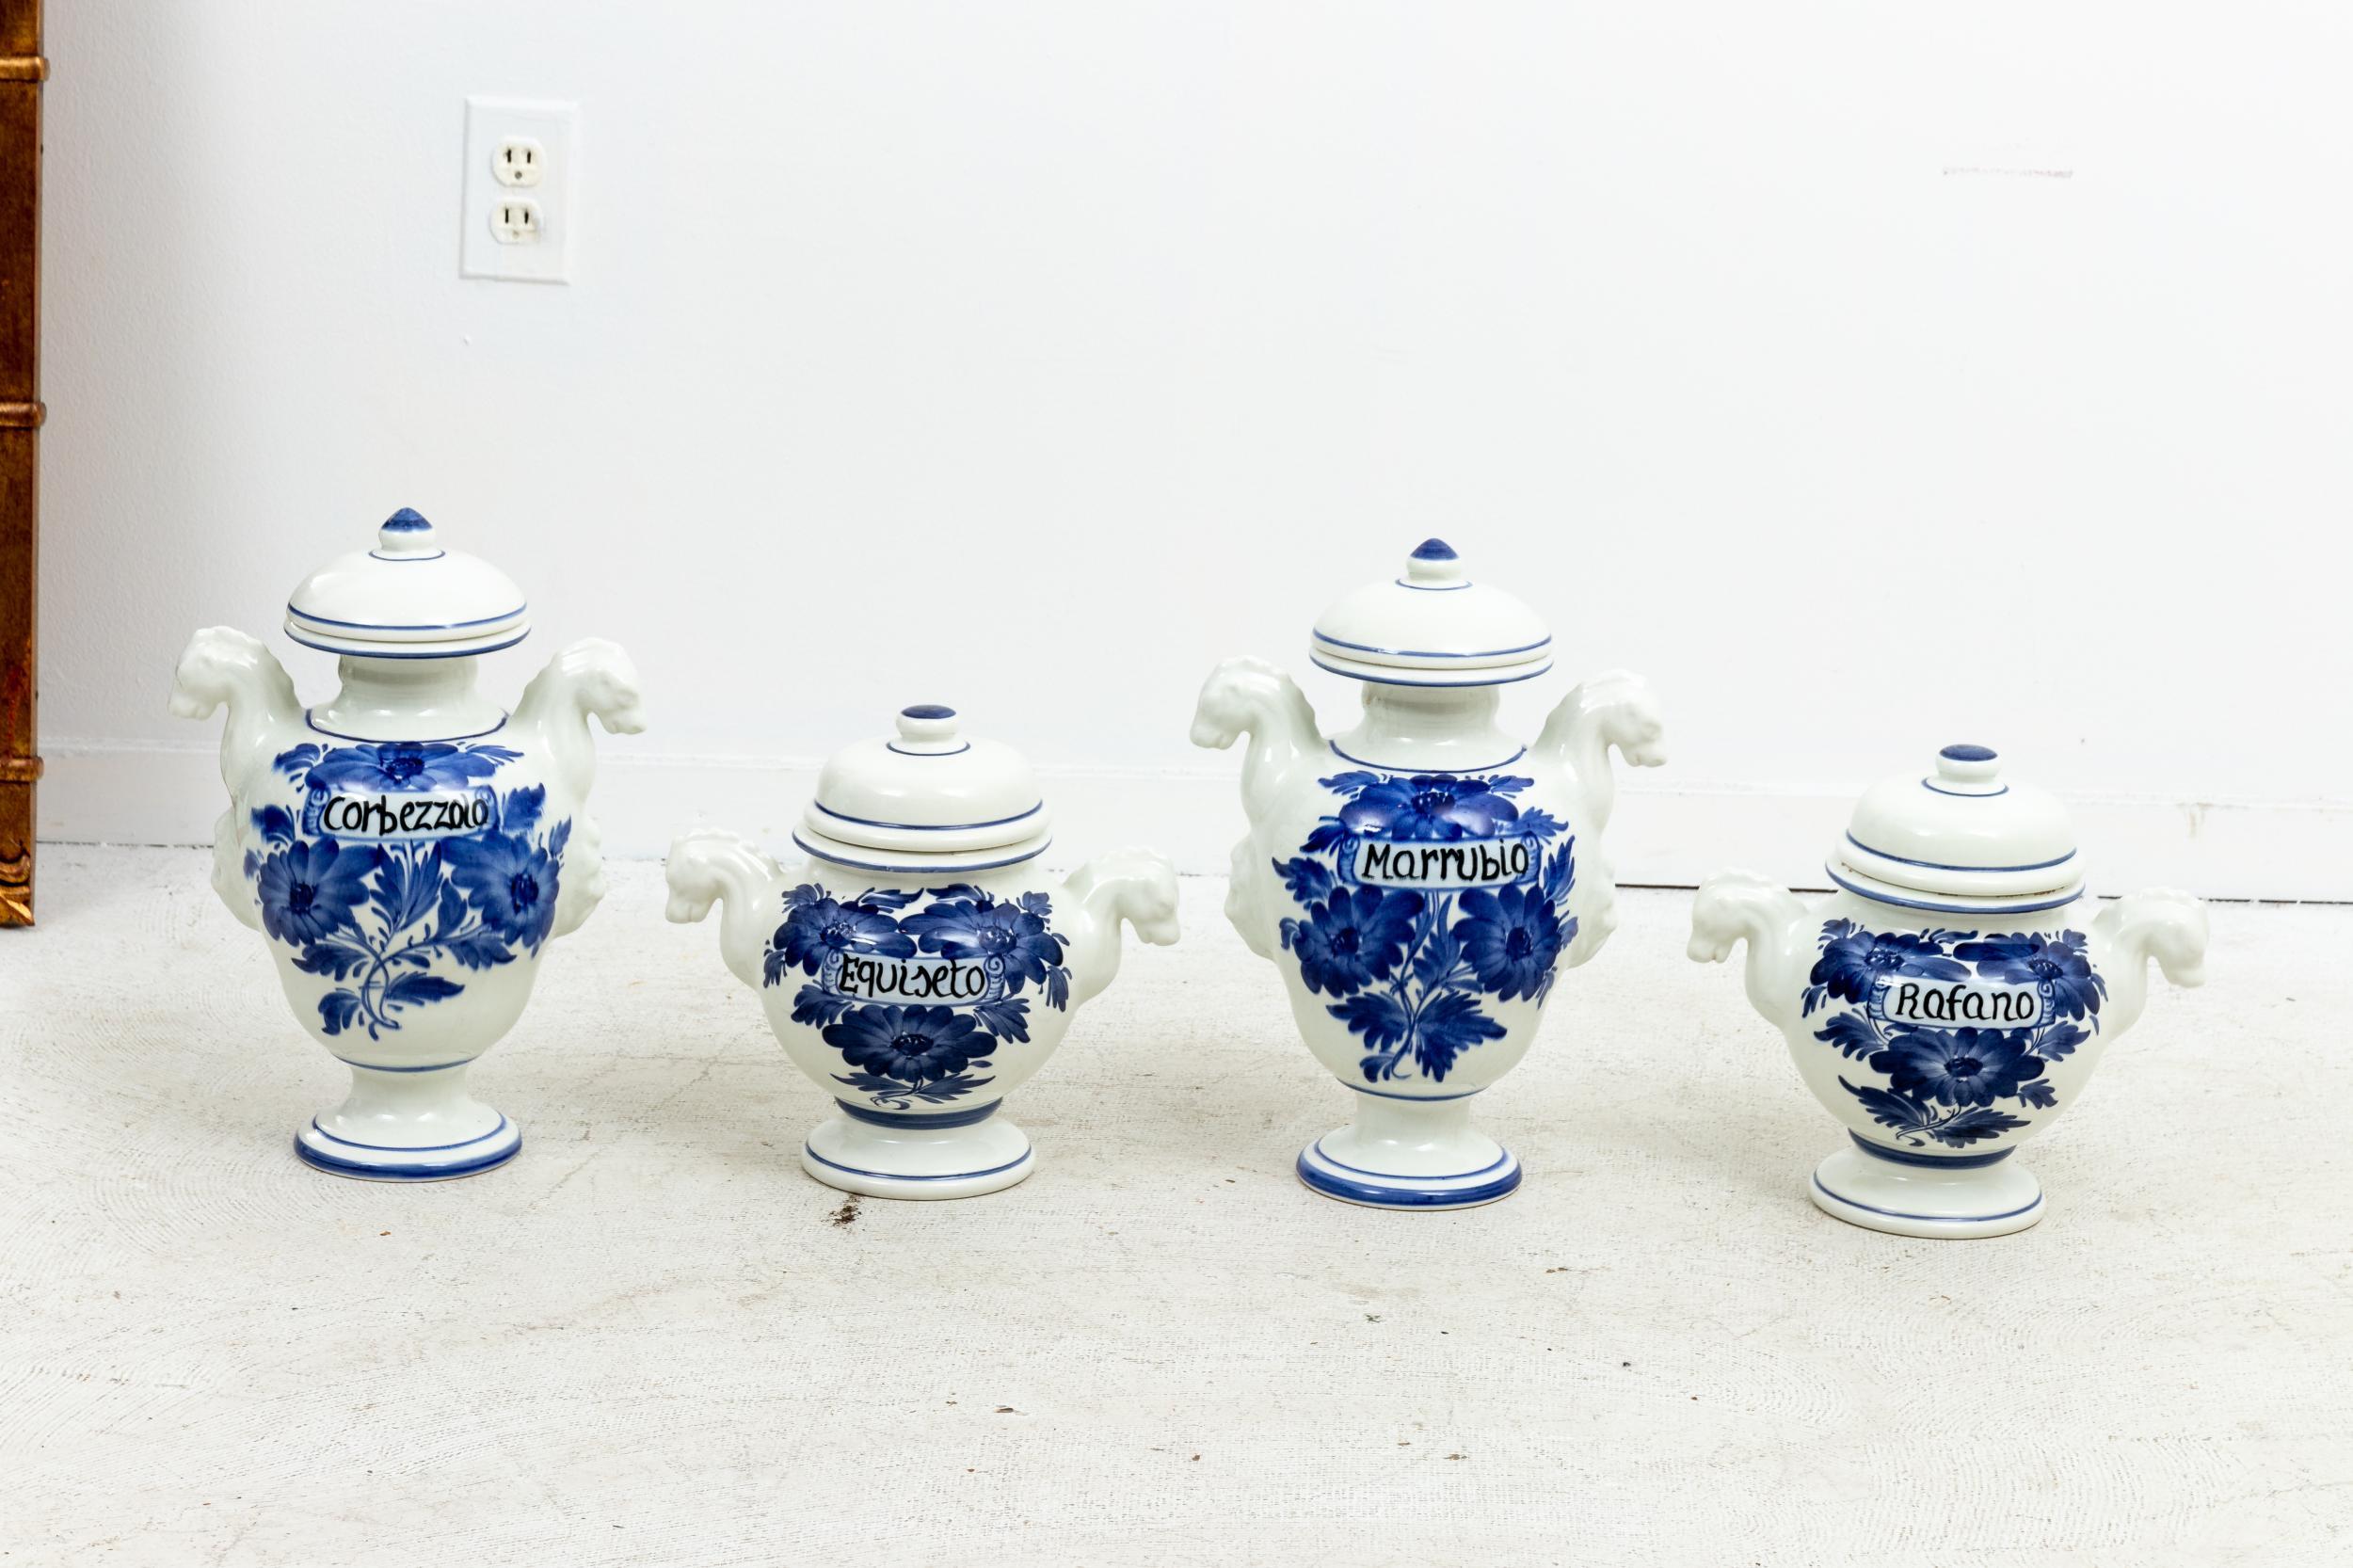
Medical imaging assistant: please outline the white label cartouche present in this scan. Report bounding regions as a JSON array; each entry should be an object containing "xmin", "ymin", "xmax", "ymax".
[
  {"xmin": 834, "ymin": 953, "xmax": 992, "ymax": 1006},
  {"xmin": 1349, "ymin": 837, "xmax": 1534, "ymax": 892},
  {"xmin": 314, "ymin": 788, "xmax": 495, "ymax": 842},
  {"xmin": 1876, "ymin": 978, "xmax": 2042, "ymax": 1028}
]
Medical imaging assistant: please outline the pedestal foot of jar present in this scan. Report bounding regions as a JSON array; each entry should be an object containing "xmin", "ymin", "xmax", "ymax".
[
  {"xmin": 800, "ymin": 1100, "xmax": 1033, "ymax": 1200},
  {"xmin": 1808, "ymin": 1138, "xmax": 2044, "ymax": 1239}
]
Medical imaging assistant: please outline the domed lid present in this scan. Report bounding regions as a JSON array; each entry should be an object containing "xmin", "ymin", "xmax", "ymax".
[
  {"xmin": 1309, "ymin": 538, "xmax": 1553, "ymax": 687},
  {"xmin": 794, "ymin": 706, "xmax": 1052, "ymax": 873},
  {"xmin": 284, "ymin": 508, "xmax": 530, "ymax": 659},
  {"xmin": 1828, "ymin": 744, "xmax": 2084, "ymax": 915}
]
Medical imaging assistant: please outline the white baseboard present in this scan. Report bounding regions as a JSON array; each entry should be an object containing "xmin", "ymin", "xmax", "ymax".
[{"xmin": 36, "ymin": 741, "xmax": 2349, "ymax": 902}]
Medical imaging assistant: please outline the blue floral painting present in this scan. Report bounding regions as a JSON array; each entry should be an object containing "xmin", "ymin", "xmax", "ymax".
[
  {"xmin": 1269, "ymin": 769, "xmax": 1577, "ymax": 1086},
  {"xmin": 242, "ymin": 740, "xmax": 567, "ymax": 1040},
  {"xmin": 1802, "ymin": 920, "xmax": 2105, "ymax": 1147},
  {"xmin": 762, "ymin": 883, "xmax": 1072, "ymax": 1110}
]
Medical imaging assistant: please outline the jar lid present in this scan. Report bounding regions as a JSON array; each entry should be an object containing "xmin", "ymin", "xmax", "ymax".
[
  {"xmin": 1827, "ymin": 744, "xmax": 2084, "ymax": 915},
  {"xmin": 793, "ymin": 706, "xmax": 1053, "ymax": 873},
  {"xmin": 1309, "ymin": 538, "xmax": 1553, "ymax": 687},
  {"xmin": 284, "ymin": 508, "xmax": 530, "ymax": 659}
]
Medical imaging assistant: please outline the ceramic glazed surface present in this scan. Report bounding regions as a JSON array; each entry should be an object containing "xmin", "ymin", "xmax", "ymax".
[
  {"xmin": 665, "ymin": 706, "xmax": 1178, "ymax": 1200},
  {"xmin": 170, "ymin": 511, "xmax": 645, "ymax": 1180},
  {"xmin": 1689, "ymin": 744, "xmax": 2209, "ymax": 1238},
  {"xmin": 1193, "ymin": 539, "xmax": 1666, "ymax": 1209}
]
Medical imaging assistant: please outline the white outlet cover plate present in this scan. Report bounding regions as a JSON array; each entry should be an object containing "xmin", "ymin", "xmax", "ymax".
[{"xmin": 461, "ymin": 98, "xmax": 576, "ymax": 283}]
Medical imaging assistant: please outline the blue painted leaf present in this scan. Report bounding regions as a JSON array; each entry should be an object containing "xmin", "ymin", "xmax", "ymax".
[
  {"xmin": 1317, "ymin": 770, "xmax": 1385, "ymax": 795},
  {"xmin": 443, "ymin": 930, "xmax": 513, "ymax": 971},
  {"xmin": 1273, "ymin": 856, "xmax": 1333, "ymax": 905},
  {"xmin": 1278, "ymin": 917, "xmax": 1304, "ymax": 952},
  {"xmin": 502, "ymin": 784, "xmax": 544, "ymax": 838},
  {"xmin": 1485, "ymin": 775, "xmax": 1534, "ymax": 796},
  {"xmin": 1330, "ymin": 991, "xmax": 1410, "ymax": 1054},
  {"xmin": 2037, "ymin": 1022, "xmax": 2089, "ymax": 1062},
  {"xmin": 905, "ymin": 1070, "xmax": 995, "ymax": 1105},
  {"xmin": 242, "ymin": 850, "xmax": 260, "ymax": 880},
  {"xmin": 272, "ymin": 743, "xmax": 323, "ymax": 779},
  {"xmin": 317, "ymin": 989, "xmax": 362, "ymax": 1036},
  {"xmin": 1840, "ymin": 1076, "xmax": 1933, "ymax": 1136},
  {"xmin": 1515, "ymin": 808, "xmax": 1563, "ymax": 842},
  {"xmin": 1412, "ymin": 920, "xmax": 1462, "ymax": 991},
  {"xmin": 920, "ymin": 884, "xmax": 979, "ymax": 906},
  {"xmin": 973, "ymin": 997, "xmax": 1032, "ymax": 1044},
  {"xmin": 433, "ymin": 879, "xmax": 465, "ymax": 938},
  {"xmin": 1929, "ymin": 1107, "xmax": 2029, "ymax": 1147},
  {"xmin": 2016, "ymin": 1079, "xmax": 2057, "ymax": 1110},
  {"xmin": 1046, "ymin": 965, "xmax": 1070, "ymax": 1011},
  {"xmin": 1413, "ymin": 991, "xmax": 1507, "ymax": 1081},
  {"xmin": 1818, "ymin": 919, "xmax": 1859, "ymax": 951},
  {"xmin": 293, "ymin": 941, "xmax": 365, "ymax": 980},
  {"xmin": 250, "ymin": 805, "xmax": 296, "ymax": 846},
  {"xmin": 1801, "ymin": 984, "xmax": 1828, "ymax": 1018},
  {"xmin": 544, "ymin": 818, "xmax": 571, "ymax": 858},
  {"xmin": 1016, "ymin": 890, "xmax": 1053, "ymax": 919},
  {"xmin": 790, "ymin": 984, "xmax": 854, "ymax": 1029},
  {"xmin": 1813, "ymin": 1012, "xmax": 1881, "ymax": 1060},
  {"xmin": 1542, "ymin": 840, "xmax": 1577, "ymax": 904},
  {"xmin": 382, "ymin": 972, "xmax": 462, "ymax": 1013},
  {"xmin": 1302, "ymin": 821, "xmax": 1350, "ymax": 855},
  {"xmin": 783, "ymin": 883, "xmax": 828, "ymax": 911}
]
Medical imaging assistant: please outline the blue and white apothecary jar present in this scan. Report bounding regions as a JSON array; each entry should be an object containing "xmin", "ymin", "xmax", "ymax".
[
  {"xmin": 169, "ymin": 508, "xmax": 646, "ymax": 1180},
  {"xmin": 664, "ymin": 705, "xmax": 1180, "ymax": 1200},
  {"xmin": 1190, "ymin": 539, "xmax": 1666, "ymax": 1209},
  {"xmin": 1688, "ymin": 744, "xmax": 2210, "ymax": 1238}
]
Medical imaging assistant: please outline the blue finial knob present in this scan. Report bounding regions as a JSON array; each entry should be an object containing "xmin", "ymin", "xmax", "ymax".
[
  {"xmin": 1410, "ymin": 538, "xmax": 1458, "ymax": 561},
  {"xmin": 375, "ymin": 507, "xmax": 438, "ymax": 555},
  {"xmin": 1939, "ymin": 744, "xmax": 1997, "ymax": 762},
  {"xmin": 902, "ymin": 704, "xmax": 956, "ymax": 720}
]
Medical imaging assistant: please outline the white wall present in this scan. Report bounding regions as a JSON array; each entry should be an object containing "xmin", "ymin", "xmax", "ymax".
[{"xmin": 36, "ymin": 3, "xmax": 2353, "ymax": 897}]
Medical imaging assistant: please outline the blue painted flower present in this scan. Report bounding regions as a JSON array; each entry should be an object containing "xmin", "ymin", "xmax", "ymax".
[
  {"xmin": 303, "ymin": 741, "xmax": 520, "ymax": 793},
  {"xmin": 776, "ymin": 892, "xmax": 916, "ymax": 977},
  {"xmin": 445, "ymin": 831, "xmax": 559, "ymax": 952},
  {"xmin": 1810, "ymin": 920, "xmax": 1970, "ymax": 1006},
  {"xmin": 1954, "ymin": 931, "xmax": 2106, "ymax": 1021},
  {"xmin": 824, "ymin": 1003, "xmax": 984, "ymax": 1085},
  {"xmin": 1283, "ymin": 886, "xmax": 1424, "ymax": 997},
  {"xmin": 904, "ymin": 895, "xmax": 1064, "ymax": 992},
  {"xmin": 1451, "ymin": 883, "xmax": 1563, "ymax": 1002},
  {"xmin": 255, "ymin": 838, "xmax": 376, "ymax": 945},
  {"xmin": 1337, "ymin": 775, "xmax": 1524, "ymax": 841},
  {"xmin": 1870, "ymin": 1026, "xmax": 2043, "ymax": 1109}
]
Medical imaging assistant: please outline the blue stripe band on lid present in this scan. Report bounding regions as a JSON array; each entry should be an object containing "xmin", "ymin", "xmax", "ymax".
[
  {"xmin": 1823, "ymin": 864, "xmax": 2081, "ymax": 916},
  {"xmin": 1309, "ymin": 655, "xmax": 1550, "ymax": 688},
  {"xmin": 287, "ymin": 602, "xmax": 527, "ymax": 632},
  {"xmin": 1843, "ymin": 831, "xmax": 2075, "ymax": 875},
  {"xmin": 814, "ymin": 800, "xmax": 1042, "ymax": 833},
  {"xmin": 1312, "ymin": 630, "xmax": 1552, "ymax": 660}
]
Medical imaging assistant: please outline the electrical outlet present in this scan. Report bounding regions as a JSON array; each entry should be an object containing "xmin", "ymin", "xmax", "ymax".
[
  {"xmin": 461, "ymin": 98, "xmax": 576, "ymax": 282},
  {"xmin": 490, "ymin": 199, "xmax": 541, "ymax": 244},
  {"xmin": 492, "ymin": 136, "xmax": 544, "ymax": 187}
]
